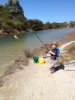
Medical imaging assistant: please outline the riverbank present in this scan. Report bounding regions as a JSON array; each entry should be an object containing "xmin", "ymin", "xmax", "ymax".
[
  {"xmin": 0, "ymin": 29, "xmax": 32, "ymax": 36},
  {"xmin": 0, "ymin": 42, "xmax": 75, "ymax": 100},
  {"xmin": 0, "ymin": 30, "xmax": 75, "ymax": 87},
  {"xmin": 32, "ymin": 30, "xmax": 75, "ymax": 56},
  {"xmin": 60, "ymin": 30, "xmax": 75, "ymax": 43},
  {"xmin": 0, "ymin": 28, "xmax": 74, "ymax": 77},
  {"xmin": 0, "ymin": 56, "xmax": 29, "ymax": 86}
]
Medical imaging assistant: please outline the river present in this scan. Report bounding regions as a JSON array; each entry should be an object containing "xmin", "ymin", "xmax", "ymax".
[{"xmin": 0, "ymin": 28, "xmax": 75, "ymax": 75}]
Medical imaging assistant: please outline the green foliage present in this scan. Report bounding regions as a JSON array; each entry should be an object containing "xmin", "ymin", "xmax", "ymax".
[
  {"xmin": 0, "ymin": 0, "xmax": 75, "ymax": 35},
  {"xmin": 69, "ymin": 21, "xmax": 75, "ymax": 27},
  {"xmin": 0, "ymin": 0, "xmax": 27, "ymax": 34},
  {"xmin": 28, "ymin": 19, "xmax": 43, "ymax": 31},
  {"xmin": 43, "ymin": 22, "xmax": 65, "ymax": 29},
  {"xmin": 43, "ymin": 22, "xmax": 52, "ymax": 29}
]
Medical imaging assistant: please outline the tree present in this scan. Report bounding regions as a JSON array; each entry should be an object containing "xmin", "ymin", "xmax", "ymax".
[
  {"xmin": 28, "ymin": 19, "xmax": 43, "ymax": 31},
  {"xmin": 0, "ymin": 0, "xmax": 29, "ymax": 34},
  {"xmin": 8, "ymin": 0, "xmax": 13, "ymax": 7},
  {"xmin": 69, "ymin": 21, "xmax": 75, "ymax": 27},
  {"xmin": 43, "ymin": 22, "xmax": 52, "ymax": 29}
]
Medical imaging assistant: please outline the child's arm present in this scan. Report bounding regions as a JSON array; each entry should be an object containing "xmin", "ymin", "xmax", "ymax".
[{"xmin": 49, "ymin": 51, "xmax": 55, "ymax": 55}]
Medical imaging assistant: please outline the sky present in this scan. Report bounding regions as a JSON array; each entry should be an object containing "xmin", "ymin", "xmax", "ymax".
[{"xmin": 0, "ymin": 0, "xmax": 75, "ymax": 23}]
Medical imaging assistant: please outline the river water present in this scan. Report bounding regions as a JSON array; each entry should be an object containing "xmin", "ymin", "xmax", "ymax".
[{"xmin": 0, "ymin": 28, "xmax": 75, "ymax": 75}]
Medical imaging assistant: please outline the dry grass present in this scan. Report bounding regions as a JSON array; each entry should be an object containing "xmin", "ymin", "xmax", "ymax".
[
  {"xmin": 60, "ymin": 43, "xmax": 75, "ymax": 64},
  {"xmin": 67, "ymin": 44, "xmax": 75, "ymax": 52},
  {"xmin": 59, "ymin": 31, "xmax": 75, "ymax": 63},
  {"xmin": 24, "ymin": 49, "xmax": 33, "ymax": 58},
  {"xmin": 60, "ymin": 31, "xmax": 75, "ymax": 44},
  {"xmin": 65, "ymin": 44, "xmax": 75, "ymax": 60}
]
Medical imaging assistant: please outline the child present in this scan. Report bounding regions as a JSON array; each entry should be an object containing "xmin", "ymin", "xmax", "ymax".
[{"xmin": 49, "ymin": 42, "xmax": 60, "ymax": 74}]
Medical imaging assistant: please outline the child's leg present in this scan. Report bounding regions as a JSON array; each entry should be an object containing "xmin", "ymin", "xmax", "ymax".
[
  {"xmin": 50, "ymin": 59, "xmax": 59, "ymax": 74},
  {"xmin": 50, "ymin": 59, "xmax": 55, "ymax": 68},
  {"xmin": 53, "ymin": 59, "xmax": 59, "ymax": 67}
]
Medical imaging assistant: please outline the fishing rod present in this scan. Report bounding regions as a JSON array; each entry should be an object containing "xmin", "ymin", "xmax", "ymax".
[{"xmin": 33, "ymin": 33, "xmax": 49, "ymax": 51}]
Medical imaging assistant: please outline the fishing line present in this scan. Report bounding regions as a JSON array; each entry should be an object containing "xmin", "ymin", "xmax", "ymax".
[{"xmin": 33, "ymin": 33, "xmax": 49, "ymax": 51}]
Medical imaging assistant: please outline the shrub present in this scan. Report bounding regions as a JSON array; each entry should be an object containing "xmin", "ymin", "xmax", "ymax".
[{"xmin": 24, "ymin": 49, "xmax": 33, "ymax": 58}]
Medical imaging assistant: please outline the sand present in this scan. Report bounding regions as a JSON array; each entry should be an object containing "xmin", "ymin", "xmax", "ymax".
[{"xmin": 0, "ymin": 41, "xmax": 75, "ymax": 100}]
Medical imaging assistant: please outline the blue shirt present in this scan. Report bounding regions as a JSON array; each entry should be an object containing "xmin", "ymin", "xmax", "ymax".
[{"xmin": 51, "ymin": 48, "xmax": 60, "ymax": 59}]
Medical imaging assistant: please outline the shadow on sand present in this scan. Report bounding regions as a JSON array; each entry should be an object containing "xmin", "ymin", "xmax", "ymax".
[
  {"xmin": 55, "ymin": 63, "xmax": 75, "ymax": 72},
  {"xmin": 55, "ymin": 62, "xmax": 65, "ymax": 72}
]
